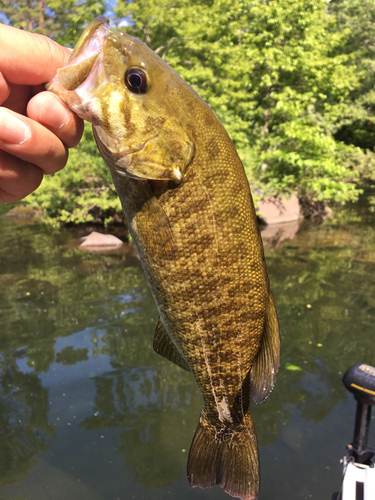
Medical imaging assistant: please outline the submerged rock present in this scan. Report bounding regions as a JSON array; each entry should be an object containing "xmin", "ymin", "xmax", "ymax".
[
  {"xmin": 80, "ymin": 231, "xmax": 123, "ymax": 249},
  {"xmin": 261, "ymin": 219, "xmax": 302, "ymax": 248},
  {"xmin": 257, "ymin": 194, "xmax": 330, "ymax": 225},
  {"xmin": 257, "ymin": 194, "xmax": 302, "ymax": 225}
]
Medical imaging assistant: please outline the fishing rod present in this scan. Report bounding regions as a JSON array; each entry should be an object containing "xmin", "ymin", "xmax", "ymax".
[{"xmin": 333, "ymin": 363, "xmax": 375, "ymax": 500}]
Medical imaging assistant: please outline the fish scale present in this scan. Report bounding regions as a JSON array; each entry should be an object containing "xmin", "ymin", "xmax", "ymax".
[{"xmin": 47, "ymin": 16, "xmax": 280, "ymax": 500}]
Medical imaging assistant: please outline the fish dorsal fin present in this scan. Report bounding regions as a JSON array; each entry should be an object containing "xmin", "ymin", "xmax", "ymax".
[
  {"xmin": 136, "ymin": 196, "xmax": 177, "ymax": 261},
  {"xmin": 153, "ymin": 319, "xmax": 191, "ymax": 372},
  {"xmin": 250, "ymin": 292, "xmax": 280, "ymax": 404}
]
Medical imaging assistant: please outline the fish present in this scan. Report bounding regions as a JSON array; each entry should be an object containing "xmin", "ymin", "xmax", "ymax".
[{"xmin": 47, "ymin": 16, "xmax": 280, "ymax": 500}]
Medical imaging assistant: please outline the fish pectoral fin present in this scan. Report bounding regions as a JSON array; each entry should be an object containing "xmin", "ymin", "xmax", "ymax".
[
  {"xmin": 136, "ymin": 195, "xmax": 177, "ymax": 260},
  {"xmin": 250, "ymin": 292, "xmax": 280, "ymax": 404},
  {"xmin": 153, "ymin": 319, "xmax": 191, "ymax": 372}
]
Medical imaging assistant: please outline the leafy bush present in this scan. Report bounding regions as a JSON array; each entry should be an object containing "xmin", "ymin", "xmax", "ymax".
[
  {"xmin": 119, "ymin": 0, "xmax": 364, "ymax": 203},
  {"xmin": 26, "ymin": 125, "xmax": 123, "ymax": 225},
  {"xmin": 9, "ymin": 0, "xmax": 375, "ymax": 223}
]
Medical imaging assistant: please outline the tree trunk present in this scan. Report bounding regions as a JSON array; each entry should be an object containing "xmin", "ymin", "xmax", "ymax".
[{"xmin": 39, "ymin": 0, "xmax": 45, "ymax": 29}]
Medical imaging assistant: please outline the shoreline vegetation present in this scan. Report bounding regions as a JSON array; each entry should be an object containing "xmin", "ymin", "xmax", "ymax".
[{"xmin": 2, "ymin": 0, "xmax": 375, "ymax": 226}]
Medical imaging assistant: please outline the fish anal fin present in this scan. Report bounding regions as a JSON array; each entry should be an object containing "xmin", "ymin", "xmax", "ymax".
[
  {"xmin": 251, "ymin": 292, "xmax": 280, "ymax": 404},
  {"xmin": 188, "ymin": 414, "xmax": 259, "ymax": 500},
  {"xmin": 153, "ymin": 319, "xmax": 191, "ymax": 372}
]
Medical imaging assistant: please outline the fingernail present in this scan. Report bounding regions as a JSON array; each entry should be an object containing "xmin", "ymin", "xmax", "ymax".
[
  {"xmin": 0, "ymin": 109, "xmax": 31, "ymax": 144},
  {"xmin": 40, "ymin": 95, "xmax": 70, "ymax": 130}
]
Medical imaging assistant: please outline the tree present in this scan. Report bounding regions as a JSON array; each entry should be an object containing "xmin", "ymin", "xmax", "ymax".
[
  {"xmin": 4, "ymin": 0, "xmax": 371, "ymax": 223},
  {"xmin": 0, "ymin": 0, "xmax": 108, "ymax": 46},
  {"xmin": 118, "ymin": 0, "xmax": 362, "ymax": 204},
  {"xmin": 329, "ymin": 0, "xmax": 375, "ymax": 185},
  {"xmin": 0, "ymin": 1, "xmax": 120, "ymax": 224}
]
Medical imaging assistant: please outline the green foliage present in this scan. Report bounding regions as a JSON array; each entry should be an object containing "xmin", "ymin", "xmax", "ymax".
[
  {"xmin": 0, "ymin": 0, "xmax": 107, "ymax": 46},
  {"xmin": 4, "ymin": 0, "xmax": 375, "ymax": 223},
  {"xmin": 118, "ymin": 0, "xmax": 362, "ymax": 203},
  {"xmin": 25, "ymin": 124, "xmax": 123, "ymax": 225},
  {"xmin": 329, "ymin": 0, "xmax": 375, "ymax": 175}
]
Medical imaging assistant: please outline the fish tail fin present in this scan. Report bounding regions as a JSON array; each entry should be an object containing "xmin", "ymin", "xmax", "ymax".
[{"xmin": 187, "ymin": 413, "xmax": 259, "ymax": 500}]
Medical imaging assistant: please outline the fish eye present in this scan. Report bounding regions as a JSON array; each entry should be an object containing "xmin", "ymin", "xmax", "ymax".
[{"xmin": 125, "ymin": 68, "xmax": 148, "ymax": 93}]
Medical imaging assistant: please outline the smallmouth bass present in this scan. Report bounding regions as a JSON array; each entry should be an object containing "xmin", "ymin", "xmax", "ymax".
[{"xmin": 47, "ymin": 17, "xmax": 280, "ymax": 500}]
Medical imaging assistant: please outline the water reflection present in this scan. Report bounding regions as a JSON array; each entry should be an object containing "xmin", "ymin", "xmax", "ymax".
[
  {"xmin": 0, "ymin": 355, "xmax": 56, "ymax": 487},
  {"xmin": 0, "ymin": 198, "xmax": 375, "ymax": 499},
  {"xmin": 81, "ymin": 365, "xmax": 198, "ymax": 488}
]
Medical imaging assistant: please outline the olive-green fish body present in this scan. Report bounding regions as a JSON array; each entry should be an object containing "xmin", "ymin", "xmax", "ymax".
[{"xmin": 47, "ymin": 17, "xmax": 280, "ymax": 500}]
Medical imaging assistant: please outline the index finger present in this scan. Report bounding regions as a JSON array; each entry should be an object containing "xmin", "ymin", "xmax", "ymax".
[{"xmin": 0, "ymin": 24, "xmax": 71, "ymax": 86}]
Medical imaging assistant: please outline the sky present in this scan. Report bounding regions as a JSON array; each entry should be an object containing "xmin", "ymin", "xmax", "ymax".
[{"xmin": 0, "ymin": 1, "xmax": 131, "ymax": 29}]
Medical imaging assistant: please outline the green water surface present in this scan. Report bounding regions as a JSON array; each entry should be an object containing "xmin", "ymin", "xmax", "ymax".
[{"xmin": 0, "ymin": 198, "xmax": 375, "ymax": 500}]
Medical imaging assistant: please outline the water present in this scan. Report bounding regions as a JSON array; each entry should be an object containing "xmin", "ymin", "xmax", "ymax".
[{"xmin": 0, "ymin": 198, "xmax": 375, "ymax": 500}]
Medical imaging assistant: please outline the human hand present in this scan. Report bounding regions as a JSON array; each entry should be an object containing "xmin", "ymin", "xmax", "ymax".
[{"xmin": 0, "ymin": 24, "xmax": 84, "ymax": 204}]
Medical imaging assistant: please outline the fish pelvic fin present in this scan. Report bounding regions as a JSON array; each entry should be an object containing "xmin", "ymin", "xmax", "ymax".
[
  {"xmin": 153, "ymin": 319, "xmax": 191, "ymax": 371},
  {"xmin": 187, "ymin": 414, "xmax": 259, "ymax": 500},
  {"xmin": 250, "ymin": 292, "xmax": 280, "ymax": 404}
]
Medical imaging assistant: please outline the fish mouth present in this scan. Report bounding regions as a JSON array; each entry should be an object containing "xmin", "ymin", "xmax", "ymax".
[
  {"xmin": 47, "ymin": 17, "xmax": 160, "ymax": 168},
  {"xmin": 67, "ymin": 16, "xmax": 110, "ymax": 68},
  {"xmin": 47, "ymin": 17, "xmax": 190, "ymax": 184},
  {"xmin": 46, "ymin": 17, "xmax": 113, "ymax": 97}
]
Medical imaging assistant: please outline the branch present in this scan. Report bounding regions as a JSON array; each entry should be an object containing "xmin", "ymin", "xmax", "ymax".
[{"xmin": 154, "ymin": 36, "xmax": 178, "ymax": 55}]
